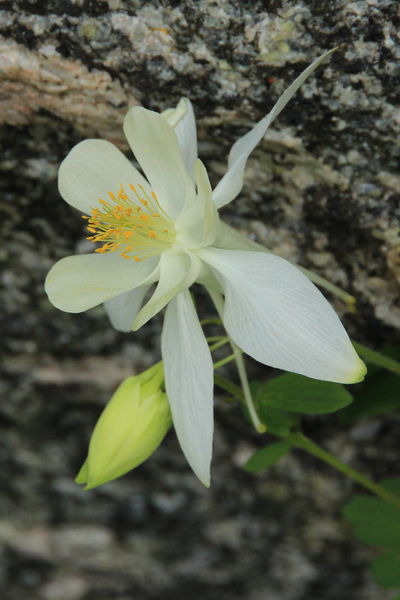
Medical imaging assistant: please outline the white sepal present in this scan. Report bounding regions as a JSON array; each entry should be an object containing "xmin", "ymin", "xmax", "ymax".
[
  {"xmin": 200, "ymin": 248, "xmax": 366, "ymax": 384},
  {"xmin": 45, "ymin": 253, "xmax": 159, "ymax": 313},
  {"xmin": 104, "ymin": 286, "xmax": 150, "ymax": 332},
  {"xmin": 161, "ymin": 290, "xmax": 214, "ymax": 486},
  {"xmin": 162, "ymin": 98, "xmax": 198, "ymax": 181},
  {"xmin": 212, "ymin": 49, "xmax": 335, "ymax": 208}
]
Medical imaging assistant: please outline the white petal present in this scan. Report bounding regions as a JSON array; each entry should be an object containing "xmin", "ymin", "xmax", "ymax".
[
  {"xmin": 161, "ymin": 290, "xmax": 214, "ymax": 486},
  {"xmin": 104, "ymin": 286, "xmax": 150, "ymax": 332},
  {"xmin": 132, "ymin": 250, "xmax": 201, "ymax": 330},
  {"xmin": 212, "ymin": 49, "xmax": 335, "ymax": 208},
  {"xmin": 58, "ymin": 139, "xmax": 152, "ymax": 214},
  {"xmin": 175, "ymin": 160, "xmax": 219, "ymax": 248},
  {"xmin": 162, "ymin": 98, "xmax": 198, "ymax": 180},
  {"xmin": 124, "ymin": 107, "xmax": 195, "ymax": 219},
  {"xmin": 45, "ymin": 253, "xmax": 159, "ymax": 313},
  {"xmin": 200, "ymin": 248, "xmax": 366, "ymax": 383}
]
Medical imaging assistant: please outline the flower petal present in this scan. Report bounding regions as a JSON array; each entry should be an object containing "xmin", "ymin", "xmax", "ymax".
[
  {"xmin": 132, "ymin": 250, "xmax": 201, "ymax": 330},
  {"xmin": 104, "ymin": 286, "xmax": 150, "ymax": 332},
  {"xmin": 58, "ymin": 139, "xmax": 152, "ymax": 214},
  {"xmin": 45, "ymin": 253, "xmax": 159, "ymax": 313},
  {"xmin": 124, "ymin": 107, "xmax": 195, "ymax": 219},
  {"xmin": 212, "ymin": 49, "xmax": 335, "ymax": 209},
  {"xmin": 200, "ymin": 248, "xmax": 366, "ymax": 383},
  {"xmin": 162, "ymin": 98, "xmax": 198, "ymax": 180},
  {"xmin": 161, "ymin": 290, "xmax": 214, "ymax": 486},
  {"xmin": 175, "ymin": 159, "xmax": 219, "ymax": 248}
]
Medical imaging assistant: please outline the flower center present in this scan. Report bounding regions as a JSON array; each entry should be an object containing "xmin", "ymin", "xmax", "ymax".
[{"xmin": 84, "ymin": 184, "xmax": 175, "ymax": 262}]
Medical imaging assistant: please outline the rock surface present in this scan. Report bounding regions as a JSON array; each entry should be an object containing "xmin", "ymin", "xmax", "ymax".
[{"xmin": 0, "ymin": 1, "xmax": 399, "ymax": 599}]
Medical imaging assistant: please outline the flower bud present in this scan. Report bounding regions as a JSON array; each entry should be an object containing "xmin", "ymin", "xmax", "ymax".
[{"xmin": 76, "ymin": 363, "xmax": 171, "ymax": 489}]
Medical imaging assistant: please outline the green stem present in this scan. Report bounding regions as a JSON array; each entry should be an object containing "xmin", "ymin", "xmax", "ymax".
[
  {"xmin": 200, "ymin": 317, "xmax": 223, "ymax": 327},
  {"xmin": 207, "ymin": 287, "xmax": 266, "ymax": 434},
  {"xmin": 213, "ymin": 354, "xmax": 236, "ymax": 370},
  {"xmin": 209, "ymin": 337, "xmax": 230, "ymax": 352},
  {"xmin": 214, "ymin": 374, "xmax": 244, "ymax": 401},
  {"xmin": 353, "ymin": 342, "xmax": 400, "ymax": 375},
  {"xmin": 288, "ymin": 432, "xmax": 400, "ymax": 509},
  {"xmin": 231, "ymin": 343, "xmax": 266, "ymax": 433}
]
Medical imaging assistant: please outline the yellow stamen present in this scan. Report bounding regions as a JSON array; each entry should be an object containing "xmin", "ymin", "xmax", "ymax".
[{"xmin": 85, "ymin": 182, "xmax": 175, "ymax": 262}]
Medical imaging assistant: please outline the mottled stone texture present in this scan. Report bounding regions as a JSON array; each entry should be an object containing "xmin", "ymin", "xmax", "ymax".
[{"xmin": 0, "ymin": 1, "xmax": 399, "ymax": 600}]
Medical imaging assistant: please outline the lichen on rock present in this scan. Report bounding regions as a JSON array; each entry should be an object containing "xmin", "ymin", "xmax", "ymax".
[{"xmin": 1, "ymin": 1, "xmax": 399, "ymax": 599}]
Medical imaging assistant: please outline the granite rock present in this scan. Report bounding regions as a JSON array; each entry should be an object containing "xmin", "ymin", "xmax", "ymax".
[{"xmin": 0, "ymin": 1, "xmax": 399, "ymax": 599}]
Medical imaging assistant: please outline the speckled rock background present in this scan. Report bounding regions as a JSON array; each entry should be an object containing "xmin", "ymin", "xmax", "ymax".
[{"xmin": 1, "ymin": 1, "xmax": 399, "ymax": 599}]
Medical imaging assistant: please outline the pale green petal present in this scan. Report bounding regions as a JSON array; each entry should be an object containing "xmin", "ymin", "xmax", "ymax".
[
  {"xmin": 175, "ymin": 159, "xmax": 219, "ymax": 248},
  {"xmin": 161, "ymin": 290, "xmax": 213, "ymax": 486},
  {"xmin": 45, "ymin": 253, "xmax": 159, "ymax": 313},
  {"xmin": 200, "ymin": 248, "xmax": 366, "ymax": 384},
  {"xmin": 58, "ymin": 139, "xmax": 152, "ymax": 214},
  {"xmin": 162, "ymin": 98, "xmax": 197, "ymax": 180},
  {"xmin": 132, "ymin": 250, "xmax": 201, "ymax": 330},
  {"xmin": 104, "ymin": 286, "xmax": 150, "ymax": 332},
  {"xmin": 212, "ymin": 49, "xmax": 335, "ymax": 208},
  {"xmin": 124, "ymin": 107, "xmax": 195, "ymax": 219}
]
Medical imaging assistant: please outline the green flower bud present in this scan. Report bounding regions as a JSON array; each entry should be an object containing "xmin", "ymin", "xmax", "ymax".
[{"xmin": 75, "ymin": 363, "xmax": 171, "ymax": 489}]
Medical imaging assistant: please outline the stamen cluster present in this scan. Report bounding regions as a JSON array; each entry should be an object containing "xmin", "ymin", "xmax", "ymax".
[{"xmin": 84, "ymin": 184, "xmax": 175, "ymax": 262}]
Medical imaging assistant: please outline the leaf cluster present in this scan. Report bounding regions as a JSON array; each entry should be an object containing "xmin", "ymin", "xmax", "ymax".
[
  {"xmin": 243, "ymin": 344, "xmax": 400, "ymax": 594},
  {"xmin": 245, "ymin": 345, "xmax": 400, "ymax": 473},
  {"xmin": 244, "ymin": 373, "xmax": 353, "ymax": 472},
  {"xmin": 343, "ymin": 480, "xmax": 400, "ymax": 591}
]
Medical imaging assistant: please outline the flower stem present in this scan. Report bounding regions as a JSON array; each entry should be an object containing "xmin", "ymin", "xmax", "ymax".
[
  {"xmin": 231, "ymin": 343, "xmax": 267, "ymax": 433},
  {"xmin": 200, "ymin": 317, "xmax": 223, "ymax": 327},
  {"xmin": 214, "ymin": 374, "xmax": 244, "ymax": 401},
  {"xmin": 209, "ymin": 337, "xmax": 230, "ymax": 352},
  {"xmin": 207, "ymin": 287, "xmax": 266, "ymax": 434},
  {"xmin": 353, "ymin": 342, "xmax": 400, "ymax": 375},
  {"xmin": 287, "ymin": 432, "xmax": 400, "ymax": 509},
  {"xmin": 213, "ymin": 354, "xmax": 236, "ymax": 370}
]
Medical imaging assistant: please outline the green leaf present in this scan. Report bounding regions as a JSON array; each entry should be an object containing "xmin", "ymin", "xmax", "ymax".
[
  {"xmin": 245, "ymin": 441, "xmax": 292, "ymax": 473},
  {"xmin": 256, "ymin": 373, "xmax": 353, "ymax": 414},
  {"xmin": 343, "ymin": 495, "xmax": 400, "ymax": 548},
  {"xmin": 371, "ymin": 551, "xmax": 400, "ymax": 588},
  {"xmin": 260, "ymin": 406, "xmax": 299, "ymax": 437},
  {"xmin": 382, "ymin": 479, "xmax": 400, "ymax": 497},
  {"xmin": 340, "ymin": 372, "xmax": 400, "ymax": 423},
  {"xmin": 251, "ymin": 382, "xmax": 299, "ymax": 436}
]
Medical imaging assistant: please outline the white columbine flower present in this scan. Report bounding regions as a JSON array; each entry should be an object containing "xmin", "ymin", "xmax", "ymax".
[{"xmin": 45, "ymin": 51, "xmax": 366, "ymax": 486}]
